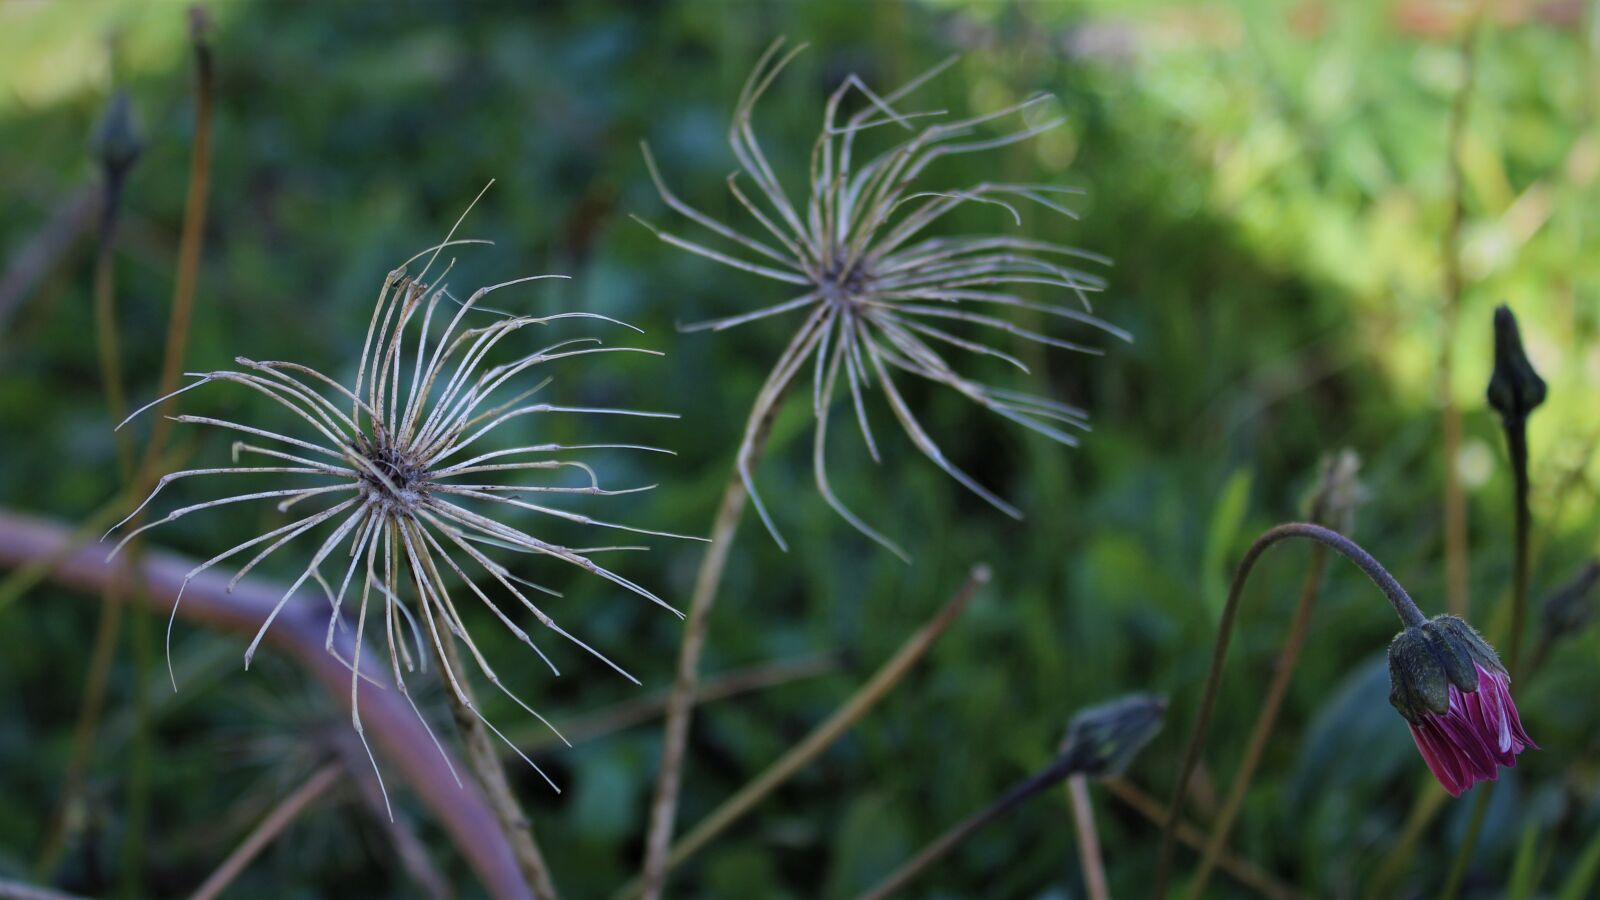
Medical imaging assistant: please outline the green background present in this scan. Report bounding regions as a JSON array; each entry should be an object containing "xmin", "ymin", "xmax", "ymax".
[{"xmin": 1, "ymin": 0, "xmax": 1597, "ymax": 897}]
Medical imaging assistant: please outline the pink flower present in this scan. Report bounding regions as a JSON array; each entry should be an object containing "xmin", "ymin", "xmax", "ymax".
[
  {"xmin": 1406, "ymin": 663, "xmax": 1537, "ymax": 796},
  {"xmin": 1388, "ymin": 614, "xmax": 1537, "ymax": 797}
]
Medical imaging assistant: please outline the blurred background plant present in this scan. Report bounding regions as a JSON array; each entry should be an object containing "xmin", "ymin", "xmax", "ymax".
[{"xmin": 1, "ymin": 0, "xmax": 1597, "ymax": 897}]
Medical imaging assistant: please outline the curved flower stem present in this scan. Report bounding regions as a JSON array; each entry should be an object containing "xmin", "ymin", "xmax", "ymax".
[
  {"xmin": 1184, "ymin": 541, "xmax": 1331, "ymax": 900},
  {"xmin": 638, "ymin": 377, "xmax": 792, "ymax": 900},
  {"xmin": 1152, "ymin": 523, "xmax": 1424, "ymax": 898},
  {"xmin": 617, "ymin": 565, "xmax": 988, "ymax": 900},
  {"xmin": 428, "ymin": 599, "xmax": 559, "ymax": 900}
]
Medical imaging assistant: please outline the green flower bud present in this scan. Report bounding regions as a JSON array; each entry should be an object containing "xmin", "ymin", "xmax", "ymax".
[
  {"xmin": 1388, "ymin": 627, "xmax": 1451, "ymax": 723},
  {"xmin": 1430, "ymin": 614, "xmax": 1505, "ymax": 677},
  {"xmin": 1060, "ymin": 693, "xmax": 1167, "ymax": 778}
]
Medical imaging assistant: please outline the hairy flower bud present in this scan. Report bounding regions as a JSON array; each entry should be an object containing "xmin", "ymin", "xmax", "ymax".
[{"xmin": 1387, "ymin": 614, "xmax": 1535, "ymax": 796}]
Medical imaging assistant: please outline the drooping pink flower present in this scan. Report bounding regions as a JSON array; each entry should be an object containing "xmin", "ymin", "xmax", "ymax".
[
  {"xmin": 1405, "ymin": 662, "xmax": 1536, "ymax": 796},
  {"xmin": 1388, "ymin": 614, "xmax": 1536, "ymax": 797}
]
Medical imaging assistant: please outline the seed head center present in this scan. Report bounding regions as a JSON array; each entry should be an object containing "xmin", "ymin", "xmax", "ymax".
[
  {"xmin": 818, "ymin": 257, "xmax": 872, "ymax": 311},
  {"xmin": 356, "ymin": 439, "xmax": 427, "ymax": 511}
]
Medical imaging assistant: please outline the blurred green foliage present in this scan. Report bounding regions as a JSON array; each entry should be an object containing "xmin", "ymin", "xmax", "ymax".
[{"xmin": 1, "ymin": 1, "xmax": 1597, "ymax": 897}]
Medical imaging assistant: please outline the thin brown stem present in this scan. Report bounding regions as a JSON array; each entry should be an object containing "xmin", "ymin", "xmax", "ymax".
[
  {"xmin": 509, "ymin": 655, "xmax": 836, "ymax": 751},
  {"xmin": 428, "ymin": 601, "xmax": 558, "ymax": 900},
  {"xmin": 618, "ymin": 564, "xmax": 989, "ymax": 900},
  {"xmin": 1067, "ymin": 775, "xmax": 1110, "ymax": 900},
  {"xmin": 1153, "ymin": 523, "xmax": 1423, "ymax": 898},
  {"xmin": 0, "ymin": 508, "xmax": 528, "ymax": 898},
  {"xmin": 188, "ymin": 761, "xmax": 344, "ymax": 900},
  {"xmin": 1440, "ymin": 7, "xmax": 1480, "ymax": 620},
  {"xmin": 139, "ymin": 8, "xmax": 213, "ymax": 477},
  {"xmin": 118, "ymin": 22, "xmax": 214, "ymax": 889},
  {"xmin": 1185, "ymin": 542, "xmax": 1330, "ymax": 899},
  {"xmin": 1104, "ymin": 777, "xmax": 1305, "ymax": 900},
  {"xmin": 638, "ymin": 380, "xmax": 791, "ymax": 899}
]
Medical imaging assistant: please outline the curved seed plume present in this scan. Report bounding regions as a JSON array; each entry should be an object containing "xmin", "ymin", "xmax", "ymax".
[{"xmin": 641, "ymin": 38, "xmax": 1125, "ymax": 556}]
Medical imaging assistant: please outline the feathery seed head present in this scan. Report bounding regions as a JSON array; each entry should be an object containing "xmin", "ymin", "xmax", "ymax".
[
  {"xmin": 639, "ymin": 39, "xmax": 1127, "ymax": 558},
  {"xmin": 108, "ymin": 191, "xmax": 693, "ymax": 809}
]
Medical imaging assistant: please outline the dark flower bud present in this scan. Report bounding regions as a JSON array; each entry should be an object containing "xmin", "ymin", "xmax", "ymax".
[
  {"xmin": 1487, "ymin": 304, "xmax": 1546, "ymax": 425},
  {"xmin": 92, "ymin": 89, "xmax": 142, "ymax": 181},
  {"xmin": 1059, "ymin": 693, "xmax": 1167, "ymax": 778}
]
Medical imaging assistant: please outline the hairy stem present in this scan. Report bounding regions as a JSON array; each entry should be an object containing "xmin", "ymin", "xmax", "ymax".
[
  {"xmin": 638, "ymin": 380, "xmax": 790, "ymax": 899},
  {"xmin": 1152, "ymin": 523, "xmax": 1424, "ymax": 897},
  {"xmin": 619, "ymin": 565, "xmax": 988, "ymax": 899},
  {"xmin": 1185, "ymin": 542, "xmax": 1330, "ymax": 899},
  {"xmin": 188, "ymin": 761, "xmax": 344, "ymax": 900},
  {"xmin": 428, "ymin": 603, "xmax": 559, "ymax": 900},
  {"xmin": 1068, "ymin": 775, "xmax": 1111, "ymax": 900}
]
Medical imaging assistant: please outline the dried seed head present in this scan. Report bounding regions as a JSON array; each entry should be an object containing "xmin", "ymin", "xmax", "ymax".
[
  {"xmin": 109, "ymin": 191, "xmax": 696, "ymax": 810},
  {"xmin": 640, "ymin": 39, "xmax": 1126, "ymax": 559}
]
